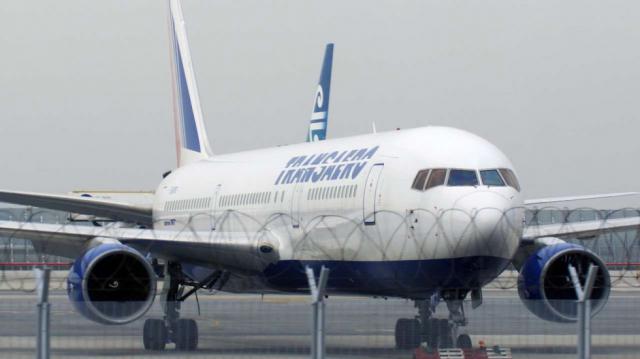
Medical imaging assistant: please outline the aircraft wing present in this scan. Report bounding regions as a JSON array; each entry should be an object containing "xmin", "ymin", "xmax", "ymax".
[
  {"xmin": 524, "ymin": 192, "xmax": 638, "ymax": 206},
  {"xmin": 0, "ymin": 220, "xmax": 278, "ymax": 273},
  {"xmin": 522, "ymin": 216, "xmax": 640, "ymax": 241},
  {"xmin": 0, "ymin": 190, "xmax": 153, "ymax": 226}
]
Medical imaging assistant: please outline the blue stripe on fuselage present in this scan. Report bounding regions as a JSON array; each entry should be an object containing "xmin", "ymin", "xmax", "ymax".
[{"xmin": 262, "ymin": 256, "xmax": 510, "ymax": 299}]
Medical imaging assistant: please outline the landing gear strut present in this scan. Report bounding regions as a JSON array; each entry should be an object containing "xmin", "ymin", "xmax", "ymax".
[
  {"xmin": 394, "ymin": 291, "xmax": 473, "ymax": 350},
  {"xmin": 143, "ymin": 262, "xmax": 223, "ymax": 351}
]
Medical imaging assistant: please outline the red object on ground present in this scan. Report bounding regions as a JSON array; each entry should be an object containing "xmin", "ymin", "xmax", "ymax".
[{"xmin": 413, "ymin": 347, "xmax": 499, "ymax": 359}]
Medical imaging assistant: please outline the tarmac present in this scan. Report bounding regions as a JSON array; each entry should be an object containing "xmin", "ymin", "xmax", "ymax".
[{"xmin": 0, "ymin": 286, "xmax": 638, "ymax": 359}]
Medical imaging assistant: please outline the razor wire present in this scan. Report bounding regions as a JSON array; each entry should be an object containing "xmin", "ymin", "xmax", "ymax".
[{"xmin": 0, "ymin": 206, "xmax": 639, "ymax": 292}]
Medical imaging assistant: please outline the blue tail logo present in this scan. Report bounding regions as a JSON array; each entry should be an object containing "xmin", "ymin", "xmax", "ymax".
[
  {"xmin": 169, "ymin": 0, "xmax": 213, "ymax": 166},
  {"xmin": 308, "ymin": 43, "xmax": 334, "ymax": 142},
  {"xmin": 174, "ymin": 40, "xmax": 200, "ymax": 152}
]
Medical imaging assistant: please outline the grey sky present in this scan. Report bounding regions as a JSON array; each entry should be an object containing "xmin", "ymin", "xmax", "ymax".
[{"xmin": 1, "ymin": 0, "xmax": 639, "ymax": 203}]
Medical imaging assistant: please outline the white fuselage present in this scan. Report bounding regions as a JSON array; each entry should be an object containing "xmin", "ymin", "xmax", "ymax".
[{"xmin": 152, "ymin": 126, "xmax": 524, "ymax": 298}]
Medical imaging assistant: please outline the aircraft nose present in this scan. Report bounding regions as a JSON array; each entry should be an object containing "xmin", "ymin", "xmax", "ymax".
[{"xmin": 442, "ymin": 191, "xmax": 523, "ymax": 259}]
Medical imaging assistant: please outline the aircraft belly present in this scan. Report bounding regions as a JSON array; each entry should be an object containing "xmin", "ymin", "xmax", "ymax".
[
  {"xmin": 187, "ymin": 256, "xmax": 510, "ymax": 298},
  {"xmin": 259, "ymin": 256, "xmax": 510, "ymax": 298}
]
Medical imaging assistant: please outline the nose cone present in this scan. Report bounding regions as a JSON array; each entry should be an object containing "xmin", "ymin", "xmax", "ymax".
[{"xmin": 441, "ymin": 191, "xmax": 523, "ymax": 260}]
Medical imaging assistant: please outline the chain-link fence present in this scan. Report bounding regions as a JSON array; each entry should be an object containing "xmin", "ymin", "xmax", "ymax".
[{"xmin": 0, "ymin": 205, "xmax": 638, "ymax": 358}]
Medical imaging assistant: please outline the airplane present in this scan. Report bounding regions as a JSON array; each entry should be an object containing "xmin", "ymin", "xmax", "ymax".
[{"xmin": 0, "ymin": 0, "xmax": 639, "ymax": 352}]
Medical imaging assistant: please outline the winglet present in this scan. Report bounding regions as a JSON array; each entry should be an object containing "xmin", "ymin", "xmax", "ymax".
[
  {"xmin": 169, "ymin": 0, "xmax": 214, "ymax": 167},
  {"xmin": 307, "ymin": 43, "xmax": 334, "ymax": 142}
]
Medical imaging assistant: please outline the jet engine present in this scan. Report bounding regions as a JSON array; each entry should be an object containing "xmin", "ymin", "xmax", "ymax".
[
  {"xmin": 517, "ymin": 242, "xmax": 610, "ymax": 322},
  {"xmin": 67, "ymin": 243, "xmax": 157, "ymax": 325}
]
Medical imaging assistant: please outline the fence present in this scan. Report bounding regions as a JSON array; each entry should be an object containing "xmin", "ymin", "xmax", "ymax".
[{"xmin": 0, "ymin": 205, "xmax": 638, "ymax": 358}]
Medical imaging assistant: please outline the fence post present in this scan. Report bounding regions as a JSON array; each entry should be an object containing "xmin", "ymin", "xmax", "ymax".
[
  {"xmin": 569, "ymin": 264, "xmax": 598, "ymax": 359},
  {"xmin": 306, "ymin": 266, "xmax": 330, "ymax": 359},
  {"xmin": 35, "ymin": 268, "xmax": 51, "ymax": 359}
]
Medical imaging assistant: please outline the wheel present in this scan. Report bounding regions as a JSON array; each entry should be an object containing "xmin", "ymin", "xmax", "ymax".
[
  {"xmin": 456, "ymin": 333, "xmax": 472, "ymax": 349},
  {"xmin": 174, "ymin": 318, "xmax": 198, "ymax": 351},
  {"xmin": 437, "ymin": 319, "xmax": 453, "ymax": 349},
  {"xmin": 143, "ymin": 319, "xmax": 167, "ymax": 351},
  {"xmin": 394, "ymin": 318, "xmax": 421, "ymax": 349},
  {"xmin": 424, "ymin": 319, "xmax": 439, "ymax": 349}
]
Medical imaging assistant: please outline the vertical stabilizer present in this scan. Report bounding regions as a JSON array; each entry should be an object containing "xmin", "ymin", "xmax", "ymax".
[
  {"xmin": 169, "ymin": 0, "xmax": 214, "ymax": 167},
  {"xmin": 307, "ymin": 43, "xmax": 334, "ymax": 142}
]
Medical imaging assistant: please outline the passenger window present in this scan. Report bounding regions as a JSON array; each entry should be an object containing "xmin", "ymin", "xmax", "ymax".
[
  {"xmin": 447, "ymin": 169, "xmax": 479, "ymax": 186},
  {"xmin": 499, "ymin": 168, "xmax": 521, "ymax": 191},
  {"xmin": 425, "ymin": 169, "xmax": 446, "ymax": 189},
  {"xmin": 411, "ymin": 170, "xmax": 430, "ymax": 191},
  {"xmin": 480, "ymin": 170, "xmax": 505, "ymax": 186}
]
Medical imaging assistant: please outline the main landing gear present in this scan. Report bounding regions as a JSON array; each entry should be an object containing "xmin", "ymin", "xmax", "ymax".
[
  {"xmin": 143, "ymin": 262, "xmax": 227, "ymax": 351},
  {"xmin": 395, "ymin": 291, "xmax": 472, "ymax": 350}
]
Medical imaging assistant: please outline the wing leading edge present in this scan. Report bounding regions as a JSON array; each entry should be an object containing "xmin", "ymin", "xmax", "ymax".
[
  {"xmin": 523, "ymin": 216, "xmax": 640, "ymax": 241},
  {"xmin": 524, "ymin": 192, "xmax": 639, "ymax": 206},
  {"xmin": 0, "ymin": 220, "xmax": 279, "ymax": 273},
  {"xmin": 0, "ymin": 190, "xmax": 153, "ymax": 226}
]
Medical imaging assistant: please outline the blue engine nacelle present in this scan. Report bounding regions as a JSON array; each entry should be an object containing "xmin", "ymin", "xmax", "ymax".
[
  {"xmin": 518, "ymin": 242, "xmax": 610, "ymax": 323},
  {"xmin": 67, "ymin": 243, "xmax": 157, "ymax": 325}
]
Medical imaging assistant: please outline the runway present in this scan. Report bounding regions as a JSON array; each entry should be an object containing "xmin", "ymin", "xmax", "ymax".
[{"xmin": 0, "ymin": 289, "xmax": 637, "ymax": 358}]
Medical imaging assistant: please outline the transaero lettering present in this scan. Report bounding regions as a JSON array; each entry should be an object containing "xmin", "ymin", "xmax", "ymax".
[{"xmin": 274, "ymin": 146, "xmax": 379, "ymax": 185}]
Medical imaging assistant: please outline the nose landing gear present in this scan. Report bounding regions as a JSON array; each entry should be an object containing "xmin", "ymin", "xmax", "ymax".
[{"xmin": 394, "ymin": 291, "xmax": 472, "ymax": 350}]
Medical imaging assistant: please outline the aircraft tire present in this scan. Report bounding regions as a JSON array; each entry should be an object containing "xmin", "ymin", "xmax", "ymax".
[
  {"xmin": 438, "ymin": 319, "xmax": 453, "ymax": 348},
  {"xmin": 174, "ymin": 319, "xmax": 198, "ymax": 351},
  {"xmin": 456, "ymin": 333, "xmax": 472, "ymax": 349},
  {"xmin": 143, "ymin": 319, "xmax": 167, "ymax": 351},
  {"xmin": 395, "ymin": 318, "xmax": 421, "ymax": 349},
  {"xmin": 423, "ymin": 318, "xmax": 439, "ymax": 349}
]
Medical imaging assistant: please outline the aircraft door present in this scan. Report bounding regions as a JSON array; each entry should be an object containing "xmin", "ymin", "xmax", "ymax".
[
  {"xmin": 210, "ymin": 184, "xmax": 221, "ymax": 231},
  {"xmin": 290, "ymin": 183, "xmax": 304, "ymax": 228},
  {"xmin": 363, "ymin": 163, "xmax": 384, "ymax": 225}
]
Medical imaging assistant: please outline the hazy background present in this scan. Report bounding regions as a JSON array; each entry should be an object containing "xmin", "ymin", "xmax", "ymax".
[{"xmin": 1, "ymin": 0, "xmax": 639, "ymax": 202}]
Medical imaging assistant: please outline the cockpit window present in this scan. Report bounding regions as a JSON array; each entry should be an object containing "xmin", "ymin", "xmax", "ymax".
[
  {"xmin": 480, "ymin": 169, "xmax": 505, "ymax": 186},
  {"xmin": 411, "ymin": 170, "xmax": 430, "ymax": 191},
  {"xmin": 425, "ymin": 168, "xmax": 446, "ymax": 189},
  {"xmin": 499, "ymin": 168, "xmax": 521, "ymax": 191},
  {"xmin": 447, "ymin": 169, "xmax": 479, "ymax": 186}
]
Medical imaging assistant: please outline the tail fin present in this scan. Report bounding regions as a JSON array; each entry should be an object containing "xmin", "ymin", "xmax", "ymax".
[
  {"xmin": 169, "ymin": 0, "xmax": 213, "ymax": 167},
  {"xmin": 307, "ymin": 43, "xmax": 334, "ymax": 142}
]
